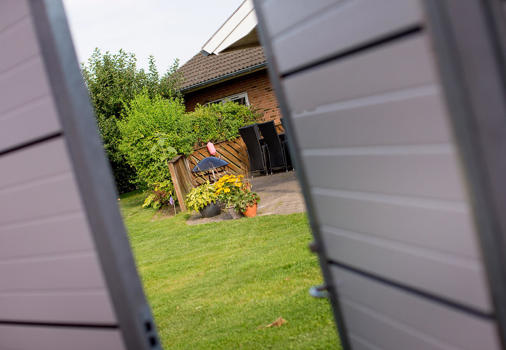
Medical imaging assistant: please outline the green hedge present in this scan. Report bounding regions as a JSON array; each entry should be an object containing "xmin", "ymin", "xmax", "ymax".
[{"xmin": 189, "ymin": 102, "xmax": 258, "ymax": 147}]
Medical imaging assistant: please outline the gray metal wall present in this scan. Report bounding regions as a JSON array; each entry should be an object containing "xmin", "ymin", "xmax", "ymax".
[
  {"xmin": 0, "ymin": 1, "xmax": 160, "ymax": 349},
  {"xmin": 255, "ymin": 0, "xmax": 505, "ymax": 348}
]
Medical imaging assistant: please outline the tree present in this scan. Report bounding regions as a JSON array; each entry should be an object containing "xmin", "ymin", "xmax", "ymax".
[{"xmin": 81, "ymin": 49, "xmax": 180, "ymax": 193}]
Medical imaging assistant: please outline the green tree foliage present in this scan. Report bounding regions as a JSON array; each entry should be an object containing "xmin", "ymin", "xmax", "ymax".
[{"xmin": 81, "ymin": 49, "xmax": 181, "ymax": 193}]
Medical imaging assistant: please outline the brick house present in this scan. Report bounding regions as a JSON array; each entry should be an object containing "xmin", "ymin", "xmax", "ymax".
[{"xmin": 179, "ymin": 47, "xmax": 282, "ymax": 123}]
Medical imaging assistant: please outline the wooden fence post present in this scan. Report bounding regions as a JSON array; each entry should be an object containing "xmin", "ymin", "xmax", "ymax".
[{"xmin": 168, "ymin": 155, "xmax": 196, "ymax": 212}]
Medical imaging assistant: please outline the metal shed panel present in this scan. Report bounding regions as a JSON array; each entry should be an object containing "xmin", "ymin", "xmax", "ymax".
[
  {"xmin": 0, "ymin": 325, "xmax": 125, "ymax": 350},
  {"xmin": 0, "ymin": 1, "xmax": 160, "ymax": 348},
  {"xmin": 323, "ymin": 227, "xmax": 490, "ymax": 311},
  {"xmin": 261, "ymin": 0, "xmax": 338, "ymax": 37},
  {"xmin": 263, "ymin": 0, "xmax": 422, "ymax": 73},
  {"xmin": 292, "ymin": 88, "xmax": 451, "ymax": 149},
  {"xmin": 311, "ymin": 190, "xmax": 480, "ymax": 259},
  {"xmin": 302, "ymin": 151, "xmax": 466, "ymax": 201},
  {"xmin": 0, "ymin": 0, "xmax": 29, "ymax": 32},
  {"xmin": 331, "ymin": 265, "xmax": 500, "ymax": 350},
  {"xmin": 0, "ymin": 1, "xmax": 60, "ymax": 152},
  {"xmin": 283, "ymin": 34, "xmax": 435, "ymax": 115},
  {"xmin": 255, "ymin": 0, "xmax": 506, "ymax": 347}
]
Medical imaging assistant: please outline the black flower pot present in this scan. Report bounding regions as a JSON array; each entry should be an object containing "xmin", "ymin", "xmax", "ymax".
[{"xmin": 199, "ymin": 202, "xmax": 221, "ymax": 218}]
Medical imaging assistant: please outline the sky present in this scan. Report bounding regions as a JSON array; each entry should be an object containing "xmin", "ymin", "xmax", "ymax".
[{"xmin": 63, "ymin": 0, "xmax": 244, "ymax": 73}]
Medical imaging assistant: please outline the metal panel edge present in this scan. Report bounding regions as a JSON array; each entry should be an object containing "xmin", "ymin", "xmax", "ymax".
[
  {"xmin": 252, "ymin": 1, "xmax": 351, "ymax": 348},
  {"xmin": 423, "ymin": 0, "xmax": 506, "ymax": 347},
  {"xmin": 27, "ymin": 1, "xmax": 161, "ymax": 349}
]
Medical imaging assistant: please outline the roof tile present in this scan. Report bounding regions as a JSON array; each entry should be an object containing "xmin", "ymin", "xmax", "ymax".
[{"xmin": 179, "ymin": 47, "xmax": 266, "ymax": 90}]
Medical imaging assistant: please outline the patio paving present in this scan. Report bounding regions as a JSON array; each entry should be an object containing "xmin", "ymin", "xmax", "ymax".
[{"xmin": 186, "ymin": 171, "xmax": 306, "ymax": 225}]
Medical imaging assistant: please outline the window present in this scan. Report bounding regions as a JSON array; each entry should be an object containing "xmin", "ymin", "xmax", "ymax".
[{"xmin": 206, "ymin": 92, "xmax": 250, "ymax": 106}]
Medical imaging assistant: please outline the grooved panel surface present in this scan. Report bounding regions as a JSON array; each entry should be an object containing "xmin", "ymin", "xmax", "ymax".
[
  {"xmin": 311, "ymin": 190, "xmax": 480, "ymax": 259},
  {"xmin": 255, "ymin": 0, "xmax": 500, "ymax": 346},
  {"xmin": 0, "ymin": 1, "xmax": 159, "ymax": 348},
  {"xmin": 0, "ymin": 95, "xmax": 60, "ymax": 153},
  {"xmin": 0, "ymin": 17, "xmax": 39, "ymax": 74},
  {"xmin": 0, "ymin": 57, "xmax": 52, "ymax": 120},
  {"xmin": 323, "ymin": 227, "xmax": 490, "ymax": 311},
  {"xmin": 0, "ymin": 325, "xmax": 125, "ymax": 350},
  {"xmin": 0, "ymin": 138, "xmax": 115, "ymax": 324},
  {"xmin": 261, "ymin": 0, "xmax": 340, "ymax": 37},
  {"xmin": 0, "ymin": 0, "xmax": 117, "ymax": 328},
  {"xmin": 0, "ymin": 0, "xmax": 29, "ymax": 33},
  {"xmin": 0, "ymin": 291, "xmax": 115, "ymax": 324},
  {"xmin": 283, "ymin": 34, "xmax": 435, "ymax": 114},
  {"xmin": 292, "ymin": 86, "xmax": 451, "ymax": 149},
  {"xmin": 331, "ymin": 266, "xmax": 500, "ymax": 349},
  {"xmin": 262, "ymin": 0, "xmax": 422, "ymax": 73},
  {"xmin": 278, "ymin": 29, "xmax": 491, "ymax": 312},
  {"xmin": 303, "ymin": 150, "xmax": 466, "ymax": 201},
  {"xmin": 0, "ymin": 0, "xmax": 61, "ymax": 152}
]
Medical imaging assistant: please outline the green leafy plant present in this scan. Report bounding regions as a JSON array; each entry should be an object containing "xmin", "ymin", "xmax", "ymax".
[
  {"xmin": 117, "ymin": 92, "xmax": 260, "ymax": 210},
  {"xmin": 142, "ymin": 180, "xmax": 174, "ymax": 209},
  {"xmin": 214, "ymin": 174, "xmax": 245, "ymax": 207},
  {"xmin": 117, "ymin": 93, "xmax": 189, "ymax": 205},
  {"xmin": 214, "ymin": 174, "xmax": 259, "ymax": 213},
  {"xmin": 232, "ymin": 190, "xmax": 260, "ymax": 213},
  {"xmin": 188, "ymin": 102, "xmax": 259, "ymax": 147},
  {"xmin": 185, "ymin": 182, "xmax": 218, "ymax": 212},
  {"xmin": 81, "ymin": 49, "xmax": 181, "ymax": 193}
]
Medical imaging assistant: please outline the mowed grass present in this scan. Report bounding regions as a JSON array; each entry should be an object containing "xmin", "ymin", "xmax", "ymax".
[{"xmin": 120, "ymin": 191, "xmax": 340, "ymax": 349}]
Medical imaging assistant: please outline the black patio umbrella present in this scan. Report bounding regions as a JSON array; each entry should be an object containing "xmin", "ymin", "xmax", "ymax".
[
  {"xmin": 192, "ymin": 156, "xmax": 229, "ymax": 172},
  {"xmin": 192, "ymin": 156, "xmax": 229, "ymax": 181}
]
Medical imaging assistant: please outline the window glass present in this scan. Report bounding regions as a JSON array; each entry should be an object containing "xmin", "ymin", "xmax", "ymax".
[{"xmin": 206, "ymin": 92, "xmax": 249, "ymax": 106}]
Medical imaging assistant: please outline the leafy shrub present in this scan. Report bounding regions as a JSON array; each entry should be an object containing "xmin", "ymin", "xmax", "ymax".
[
  {"xmin": 118, "ymin": 93, "xmax": 191, "ymax": 189},
  {"xmin": 142, "ymin": 180, "xmax": 174, "ymax": 209},
  {"xmin": 185, "ymin": 182, "xmax": 218, "ymax": 212},
  {"xmin": 189, "ymin": 102, "xmax": 259, "ymax": 147},
  {"xmin": 81, "ymin": 49, "xmax": 181, "ymax": 193}
]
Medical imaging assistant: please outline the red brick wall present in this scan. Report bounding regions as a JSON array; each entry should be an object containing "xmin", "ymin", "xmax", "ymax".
[{"xmin": 183, "ymin": 70, "xmax": 282, "ymax": 123}]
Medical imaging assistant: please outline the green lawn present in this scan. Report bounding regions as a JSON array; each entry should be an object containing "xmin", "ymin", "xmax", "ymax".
[{"xmin": 120, "ymin": 191, "xmax": 341, "ymax": 349}]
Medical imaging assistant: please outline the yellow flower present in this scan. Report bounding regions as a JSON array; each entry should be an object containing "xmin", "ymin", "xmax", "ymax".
[{"xmin": 224, "ymin": 188, "xmax": 230, "ymax": 193}]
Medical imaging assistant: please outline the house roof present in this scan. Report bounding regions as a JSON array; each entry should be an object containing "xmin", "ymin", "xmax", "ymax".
[
  {"xmin": 201, "ymin": 0, "xmax": 258, "ymax": 55},
  {"xmin": 179, "ymin": 47, "xmax": 266, "ymax": 92}
]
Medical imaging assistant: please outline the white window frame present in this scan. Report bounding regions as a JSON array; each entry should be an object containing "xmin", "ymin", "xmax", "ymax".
[{"xmin": 206, "ymin": 92, "xmax": 250, "ymax": 106}]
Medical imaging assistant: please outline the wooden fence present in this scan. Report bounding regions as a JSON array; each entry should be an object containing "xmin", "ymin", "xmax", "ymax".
[
  {"xmin": 172, "ymin": 122, "xmax": 285, "ymax": 188},
  {"xmin": 188, "ymin": 138, "xmax": 250, "ymax": 185},
  {"xmin": 167, "ymin": 155, "xmax": 196, "ymax": 211}
]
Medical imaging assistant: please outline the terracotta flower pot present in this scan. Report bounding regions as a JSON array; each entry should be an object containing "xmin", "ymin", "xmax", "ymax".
[{"xmin": 242, "ymin": 203, "xmax": 257, "ymax": 217}]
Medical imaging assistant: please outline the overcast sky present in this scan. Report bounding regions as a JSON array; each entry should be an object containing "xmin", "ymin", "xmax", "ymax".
[{"xmin": 63, "ymin": 0, "xmax": 244, "ymax": 73}]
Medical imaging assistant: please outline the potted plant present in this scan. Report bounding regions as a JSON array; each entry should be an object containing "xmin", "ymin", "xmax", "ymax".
[
  {"xmin": 215, "ymin": 174, "xmax": 244, "ymax": 216},
  {"xmin": 185, "ymin": 182, "xmax": 221, "ymax": 218},
  {"xmin": 233, "ymin": 189, "xmax": 260, "ymax": 217}
]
